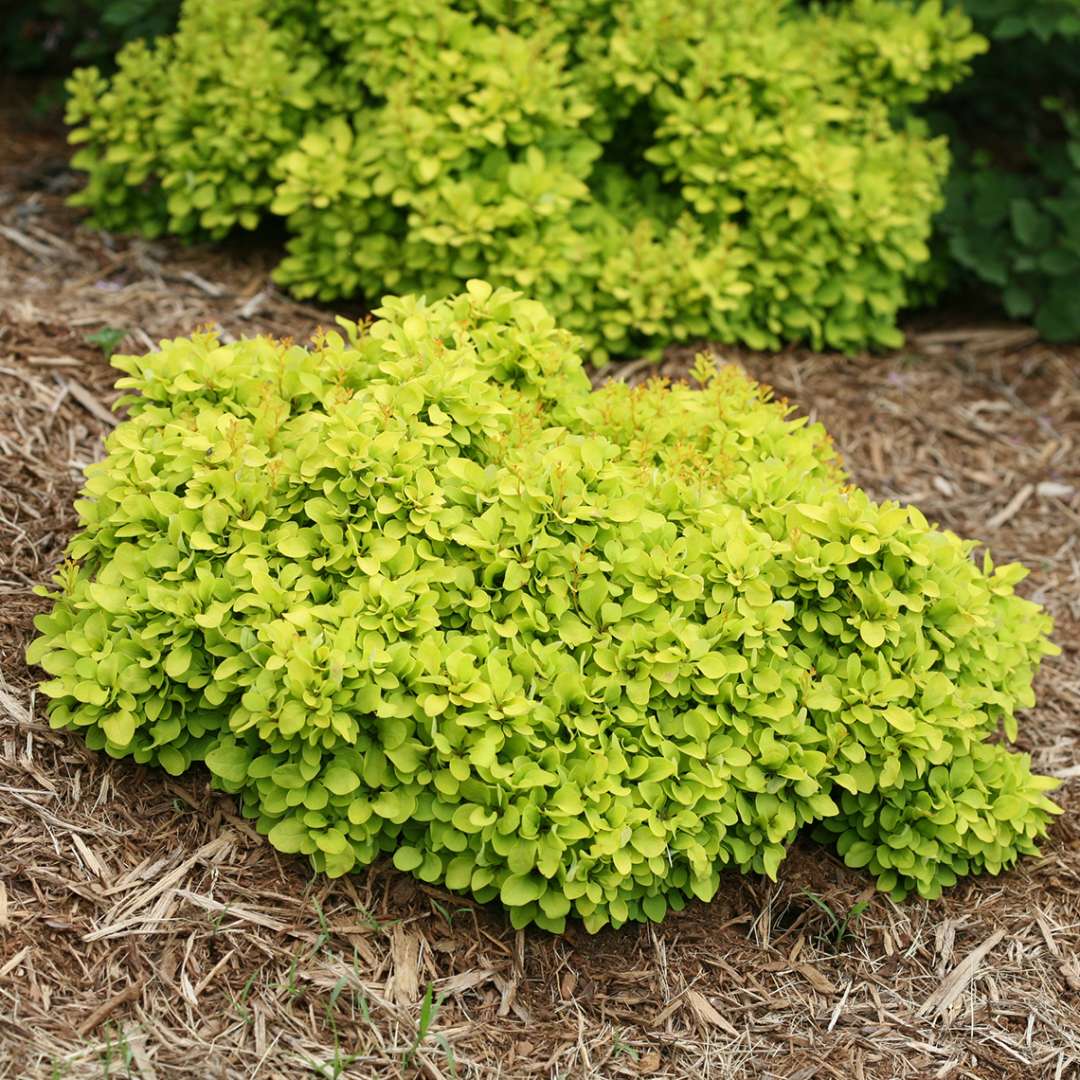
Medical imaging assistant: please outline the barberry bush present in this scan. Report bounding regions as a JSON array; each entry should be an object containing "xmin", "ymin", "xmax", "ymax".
[
  {"xmin": 65, "ymin": 0, "xmax": 982, "ymax": 359},
  {"xmin": 29, "ymin": 285, "xmax": 1061, "ymax": 932}
]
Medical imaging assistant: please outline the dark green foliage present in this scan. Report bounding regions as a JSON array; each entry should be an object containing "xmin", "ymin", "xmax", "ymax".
[
  {"xmin": 933, "ymin": 0, "xmax": 1080, "ymax": 340},
  {"xmin": 64, "ymin": 0, "xmax": 982, "ymax": 359},
  {"xmin": 2, "ymin": 0, "xmax": 178, "ymax": 75},
  {"xmin": 28, "ymin": 285, "xmax": 1061, "ymax": 932},
  {"xmin": 957, "ymin": 0, "xmax": 1080, "ymax": 39}
]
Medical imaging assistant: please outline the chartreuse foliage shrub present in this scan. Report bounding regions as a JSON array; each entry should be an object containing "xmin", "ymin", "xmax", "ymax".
[
  {"xmin": 29, "ymin": 285, "xmax": 1061, "ymax": 930},
  {"xmin": 931, "ymin": 0, "xmax": 1080, "ymax": 340},
  {"xmin": 65, "ymin": 0, "xmax": 982, "ymax": 358}
]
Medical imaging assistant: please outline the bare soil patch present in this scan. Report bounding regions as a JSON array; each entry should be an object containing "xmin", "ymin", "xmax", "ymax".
[{"xmin": 1, "ymin": 93, "xmax": 1078, "ymax": 1080}]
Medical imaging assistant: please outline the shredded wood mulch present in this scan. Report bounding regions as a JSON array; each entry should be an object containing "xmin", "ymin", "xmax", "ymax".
[{"xmin": 1, "ymin": 92, "xmax": 1078, "ymax": 1080}]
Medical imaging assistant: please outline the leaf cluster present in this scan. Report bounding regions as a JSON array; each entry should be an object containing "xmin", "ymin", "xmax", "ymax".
[
  {"xmin": 64, "ymin": 0, "xmax": 981, "ymax": 359},
  {"xmin": 29, "ymin": 284, "xmax": 1061, "ymax": 931},
  {"xmin": 929, "ymin": 0, "xmax": 1080, "ymax": 340}
]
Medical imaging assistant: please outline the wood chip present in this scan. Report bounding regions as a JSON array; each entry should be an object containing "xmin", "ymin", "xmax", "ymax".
[
  {"xmin": 65, "ymin": 378, "xmax": 119, "ymax": 428},
  {"xmin": 191, "ymin": 947, "xmax": 235, "ymax": 999},
  {"xmin": 238, "ymin": 287, "xmax": 271, "ymax": 319},
  {"xmin": 651, "ymin": 991, "xmax": 685, "ymax": 1028},
  {"xmin": 173, "ymin": 889, "xmax": 288, "ymax": 933},
  {"xmin": 0, "ymin": 946, "xmax": 30, "ymax": 979},
  {"xmin": 72, "ymin": 833, "xmax": 106, "ymax": 879},
  {"xmin": 0, "ymin": 683, "xmax": 33, "ymax": 727},
  {"xmin": 0, "ymin": 223, "xmax": 58, "ymax": 259},
  {"xmin": 1035, "ymin": 913, "xmax": 1060, "ymax": 957},
  {"xmin": 124, "ymin": 1022, "xmax": 159, "ymax": 1080},
  {"xmin": 84, "ymin": 833, "xmax": 233, "ymax": 940},
  {"xmin": 918, "ymin": 929, "xmax": 1005, "ymax": 1018},
  {"xmin": 685, "ymin": 988, "xmax": 739, "ymax": 1035},
  {"xmin": 986, "ymin": 484, "xmax": 1034, "ymax": 530},
  {"xmin": 178, "ymin": 270, "xmax": 226, "ymax": 297},
  {"xmin": 827, "ymin": 980, "xmax": 852, "ymax": 1032},
  {"xmin": 796, "ymin": 962, "xmax": 837, "ymax": 996},
  {"xmin": 1036, "ymin": 481, "xmax": 1075, "ymax": 499},
  {"xmin": 390, "ymin": 925, "xmax": 420, "ymax": 1005},
  {"xmin": 638, "ymin": 1050, "xmax": 662, "ymax": 1073},
  {"xmin": 434, "ymin": 967, "xmax": 496, "ymax": 996},
  {"xmin": 26, "ymin": 354, "xmax": 82, "ymax": 367}
]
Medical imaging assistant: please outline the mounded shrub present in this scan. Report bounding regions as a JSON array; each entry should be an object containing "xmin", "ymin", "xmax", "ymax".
[
  {"xmin": 29, "ymin": 284, "xmax": 1061, "ymax": 932},
  {"xmin": 65, "ymin": 0, "xmax": 983, "ymax": 359}
]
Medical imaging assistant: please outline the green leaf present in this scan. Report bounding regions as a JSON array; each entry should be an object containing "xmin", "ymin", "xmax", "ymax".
[
  {"xmin": 324, "ymin": 766, "xmax": 360, "ymax": 796},
  {"xmin": 205, "ymin": 743, "xmax": 251, "ymax": 785},
  {"xmin": 88, "ymin": 582, "xmax": 127, "ymax": 614},
  {"xmin": 1011, "ymin": 200, "xmax": 1053, "ymax": 250},
  {"xmin": 315, "ymin": 829, "xmax": 349, "ymax": 854},
  {"xmin": 102, "ymin": 712, "xmax": 136, "ymax": 746},
  {"xmin": 500, "ymin": 873, "xmax": 545, "ymax": 907},
  {"xmin": 1035, "ymin": 282, "xmax": 1080, "ymax": 342},
  {"xmin": 992, "ymin": 794, "xmax": 1026, "ymax": 822},
  {"xmin": 164, "ymin": 647, "xmax": 192, "ymax": 679},
  {"xmin": 416, "ymin": 157, "xmax": 440, "ymax": 184},
  {"xmin": 845, "ymin": 841, "xmax": 875, "ymax": 868},
  {"xmin": 278, "ymin": 534, "xmax": 312, "ymax": 558},
  {"xmin": 268, "ymin": 817, "xmax": 309, "ymax": 854},
  {"xmin": 630, "ymin": 827, "xmax": 667, "ymax": 858},
  {"xmin": 158, "ymin": 746, "xmax": 187, "ymax": 776},
  {"xmin": 698, "ymin": 653, "xmax": 734, "ymax": 679}
]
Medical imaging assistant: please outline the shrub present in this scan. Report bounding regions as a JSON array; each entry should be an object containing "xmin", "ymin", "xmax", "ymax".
[
  {"xmin": 66, "ymin": 1, "xmax": 324, "ymax": 239},
  {"xmin": 931, "ymin": 0, "xmax": 1080, "ymax": 340},
  {"xmin": 28, "ymin": 284, "xmax": 1061, "ymax": 932},
  {"xmin": 65, "ymin": 0, "xmax": 982, "ymax": 359}
]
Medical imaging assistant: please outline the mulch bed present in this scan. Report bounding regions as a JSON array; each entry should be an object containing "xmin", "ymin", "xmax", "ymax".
[{"xmin": 1, "ymin": 91, "xmax": 1078, "ymax": 1080}]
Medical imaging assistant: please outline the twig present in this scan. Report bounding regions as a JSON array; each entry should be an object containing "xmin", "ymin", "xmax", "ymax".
[
  {"xmin": 75, "ymin": 979, "xmax": 146, "ymax": 1036},
  {"xmin": 178, "ymin": 270, "xmax": 226, "ymax": 297},
  {"xmin": 65, "ymin": 379, "xmax": 119, "ymax": 428},
  {"xmin": 0, "ymin": 223, "xmax": 57, "ymax": 260},
  {"xmin": 986, "ymin": 484, "xmax": 1034, "ymax": 530}
]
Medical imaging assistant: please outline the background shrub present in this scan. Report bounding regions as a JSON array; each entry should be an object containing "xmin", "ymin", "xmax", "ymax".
[
  {"xmin": 1, "ymin": 0, "xmax": 178, "ymax": 76},
  {"xmin": 64, "ymin": 0, "xmax": 982, "ymax": 359},
  {"xmin": 29, "ymin": 285, "xmax": 1061, "ymax": 932},
  {"xmin": 931, "ymin": 0, "xmax": 1080, "ymax": 340}
]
